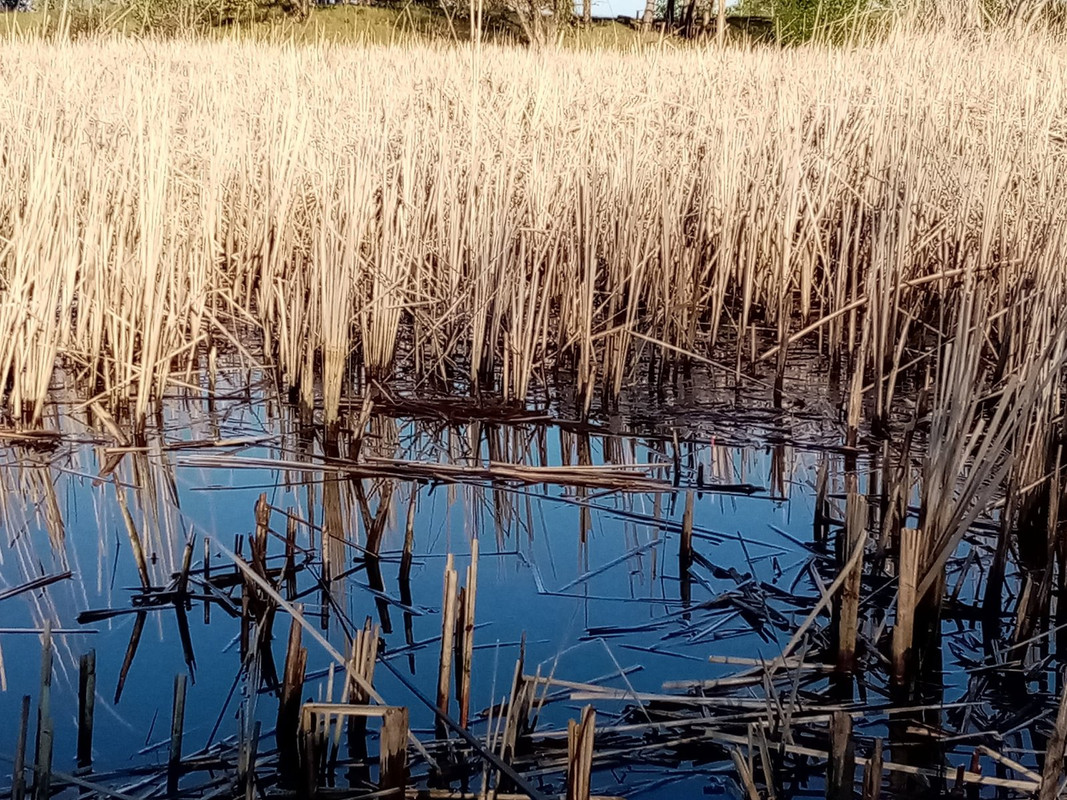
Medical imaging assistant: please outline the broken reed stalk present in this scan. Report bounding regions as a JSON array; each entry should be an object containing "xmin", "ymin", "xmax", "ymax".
[
  {"xmin": 862, "ymin": 738, "xmax": 883, "ymax": 800},
  {"xmin": 436, "ymin": 554, "xmax": 459, "ymax": 738},
  {"xmin": 12, "ymin": 694, "xmax": 30, "ymax": 800},
  {"xmin": 203, "ymin": 536, "xmax": 212, "ymax": 624},
  {"xmin": 827, "ymin": 710, "xmax": 855, "ymax": 800},
  {"xmin": 680, "ymin": 489, "xmax": 694, "ymax": 573},
  {"xmin": 167, "ymin": 674, "xmax": 187, "ymax": 796},
  {"xmin": 459, "ymin": 539, "xmax": 479, "ymax": 729},
  {"xmin": 217, "ymin": 543, "xmax": 436, "ymax": 766},
  {"xmin": 31, "ymin": 621, "xmax": 53, "ymax": 800},
  {"xmin": 731, "ymin": 747, "xmax": 762, "ymax": 800},
  {"xmin": 77, "ymin": 650, "xmax": 96, "ymax": 771},
  {"xmin": 380, "ymin": 707, "xmax": 409, "ymax": 793},
  {"xmin": 1039, "ymin": 674, "xmax": 1067, "ymax": 800},
  {"xmin": 343, "ymin": 618, "xmax": 380, "ymax": 774},
  {"xmin": 565, "ymin": 706, "xmax": 595, "ymax": 800},
  {"xmin": 892, "ymin": 528, "xmax": 921, "ymax": 685},
  {"xmin": 836, "ymin": 488, "xmax": 865, "ymax": 675},
  {"xmin": 278, "ymin": 612, "xmax": 308, "ymax": 787},
  {"xmin": 498, "ymin": 645, "xmax": 534, "ymax": 788}
]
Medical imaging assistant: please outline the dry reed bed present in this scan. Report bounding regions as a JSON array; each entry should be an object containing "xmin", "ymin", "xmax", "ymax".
[{"xmin": 0, "ymin": 32, "xmax": 1066, "ymax": 428}]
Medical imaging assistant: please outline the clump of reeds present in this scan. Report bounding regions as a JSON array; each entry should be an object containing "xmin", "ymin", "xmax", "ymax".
[{"xmin": 1, "ymin": 30, "xmax": 1067, "ymax": 433}]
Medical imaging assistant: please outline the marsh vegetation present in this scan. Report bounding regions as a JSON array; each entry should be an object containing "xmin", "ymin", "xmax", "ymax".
[{"xmin": 3, "ymin": 19, "xmax": 1067, "ymax": 800}]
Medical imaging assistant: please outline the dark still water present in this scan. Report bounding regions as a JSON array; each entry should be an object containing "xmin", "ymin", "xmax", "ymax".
[{"xmin": 0, "ymin": 372, "xmax": 1041, "ymax": 799}]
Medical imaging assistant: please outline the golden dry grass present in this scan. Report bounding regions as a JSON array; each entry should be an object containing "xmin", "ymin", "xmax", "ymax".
[{"xmin": 0, "ymin": 31, "xmax": 1066, "ymax": 428}]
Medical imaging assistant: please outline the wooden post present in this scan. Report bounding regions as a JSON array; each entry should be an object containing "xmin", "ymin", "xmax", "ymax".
[
  {"xmin": 12, "ymin": 695, "xmax": 30, "ymax": 800},
  {"xmin": 77, "ymin": 650, "xmax": 96, "ymax": 771},
  {"xmin": 435, "ymin": 554, "xmax": 458, "ymax": 738},
  {"xmin": 167, "ymin": 674, "xmax": 187, "ymax": 796},
  {"xmin": 379, "ymin": 707, "xmax": 409, "ymax": 794},
  {"xmin": 892, "ymin": 528, "xmax": 922, "ymax": 685},
  {"xmin": 827, "ymin": 710, "xmax": 855, "ymax": 800},
  {"xmin": 31, "ymin": 622, "xmax": 53, "ymax": 800}
]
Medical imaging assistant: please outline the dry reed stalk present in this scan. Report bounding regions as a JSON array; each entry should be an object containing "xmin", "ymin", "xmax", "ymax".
[{"xmin": 0, "ymin": 34, "xmax": 1064, "ymax": 435}]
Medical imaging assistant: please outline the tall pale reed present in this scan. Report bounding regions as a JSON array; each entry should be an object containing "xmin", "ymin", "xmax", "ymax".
[{"xmin": 0, "ymin": 33, "xmax": 1065, "ymax": 430}]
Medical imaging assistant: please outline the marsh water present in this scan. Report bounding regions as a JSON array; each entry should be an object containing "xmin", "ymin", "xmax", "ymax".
[{"xmin": 0, "ymin": 360, "xmax": 1049, "ymax": 798}]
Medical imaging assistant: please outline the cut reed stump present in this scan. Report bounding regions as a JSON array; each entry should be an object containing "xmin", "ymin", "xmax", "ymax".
[
  {"xmin": 566, "ymin": 706, "xmax": 596, "ymax": 800},
  {"xmin": 892, "ymin": 528, "xmax": 922, "ymax": 686},
  {"xmin": 12, "ymin": 694, "xmax": 30, "ymax": 800},
  {"xmin": 167, "ymin": 674, "xmax": 187, "ymax": 796},
  {"xmin": 299, "ymin": 705, "xmax": 408, "ymax": 796},
  {"xmin": 680, "ymin": 490, "xmax": 694, "ymax": 606},
  {"xmin": 827, "ymin": 710, "xmax": 855, "ymax": 800},
  {"xmin": 31, "ymin": 621, "xmax": 53, "ymax": 800},
  {"xmin": 836, "ymin": 489, "xmax": 866, "ymax": 675},
  {"xmin": 380, "ymin": 707, "xmax": 410, "ymax": 793},
  {"xmin": 436, "ymin": 554, "xmax": 458, "ymax": 738},
  {"xmin": 458, "ymin": 539, "xmax": 478, "ymax": 729},
  {"xmin": 862, "ymin": 738, "xmax": 883, "ymax": 800},
  {"xmin": 345, "ymin": 618, "xmax": 381, "ymax": 776},
  {"xmin": 278, "ymin": 611, "xmax": 308, "ymax": 787},
  {"xmin": 77, "ymin": 650, "xmax": 96, "ymax": 771}
]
